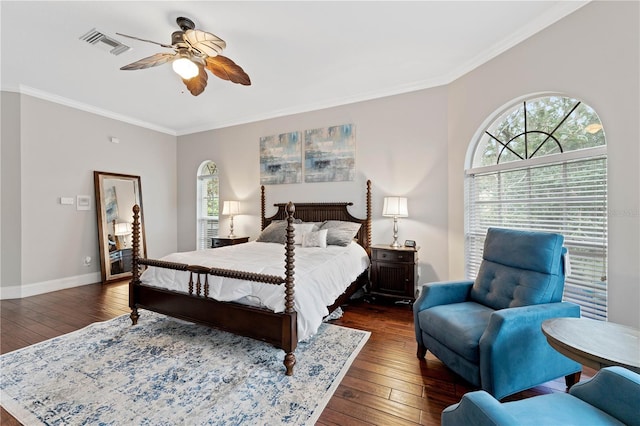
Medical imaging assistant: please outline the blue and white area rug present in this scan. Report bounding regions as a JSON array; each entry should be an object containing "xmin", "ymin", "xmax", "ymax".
[{"xmin": 0, "ymin": 310, "xmax": 369, "ymax": 425}]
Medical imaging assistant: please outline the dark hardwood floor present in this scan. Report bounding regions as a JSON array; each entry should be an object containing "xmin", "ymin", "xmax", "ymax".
[{"xmin": 0, "ymin": 281, "xmax": 593, "ymax": 425}]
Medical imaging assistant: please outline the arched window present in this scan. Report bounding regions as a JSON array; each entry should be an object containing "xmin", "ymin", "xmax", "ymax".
[
  {"xmin": 465, "ymin": 95, "xmax": 607, "ymax": 320},
  {"xmin": 197, "ymin": 161, "xmax": 220, "ymax": 249}
]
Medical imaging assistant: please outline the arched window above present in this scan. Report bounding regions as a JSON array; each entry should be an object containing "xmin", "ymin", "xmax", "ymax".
[
  {"xmin": 466, "ymin": 95, "xmax": 607, "ymax": 320},
  {"xmin": 472, "ymin": 96, "xmax": 605, "ymax": 167},
  {"xmin": 197, "ymin": 161, "xmax": 220, "ymax": 250}
]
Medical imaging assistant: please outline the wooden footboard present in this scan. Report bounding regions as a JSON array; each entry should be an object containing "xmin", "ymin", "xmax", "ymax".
[
  {"xmin": 129, "ymin": 180, "xmax": 372, "ymax": 376},
  {"xmin": 131, "ymin": 284, "xmax": 297, "ymax": 356},
  {"xmin": 130, "ymin": 202, "xmax": 299, "ymax": 374}
]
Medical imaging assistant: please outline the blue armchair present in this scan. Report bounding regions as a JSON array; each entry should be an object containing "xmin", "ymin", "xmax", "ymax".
[
  {"xmin": 413, "ymin": 227, "xmax": 582, "ymax": 400},
  {"xmin": 441, "ymin": 366, "xmax": 640, "ymax": 426}
]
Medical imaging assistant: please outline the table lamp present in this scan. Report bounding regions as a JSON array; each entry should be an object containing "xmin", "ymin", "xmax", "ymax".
[
  {"xmin": 382, "ymin": 196, "xmax": 408, "ymax": 248},
  {"xmin": 114, "ymin": 222, "xmax": 131, "ymax": 249},
  {"xmin": 221, "ymin": 201, "xmax": 240, "ymax": 238}
]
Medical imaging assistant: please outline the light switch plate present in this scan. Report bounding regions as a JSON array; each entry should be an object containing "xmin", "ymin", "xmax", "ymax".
[
  {"xmin": 77, "ymin": 195, "xmax": 91, "ymax": 211},
  {"xmin": 60, "ymin": 197, "xmax": 74, "ymax": 205}
]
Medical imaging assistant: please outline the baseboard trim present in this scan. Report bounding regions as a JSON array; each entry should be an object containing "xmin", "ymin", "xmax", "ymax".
[{"xmin": 0, "ymin": 272, "xmax": 102, "ymax": 300}]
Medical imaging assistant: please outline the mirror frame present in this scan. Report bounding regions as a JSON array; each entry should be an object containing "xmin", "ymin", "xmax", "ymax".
[{"xmin": 94, "ymin": 171, "xmax": 147, "ymax": 283}]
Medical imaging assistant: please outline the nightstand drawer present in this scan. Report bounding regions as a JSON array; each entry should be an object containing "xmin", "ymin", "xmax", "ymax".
[{"xmin": 372, "ymin": 248, "xmax": 417, "ymax": 263}]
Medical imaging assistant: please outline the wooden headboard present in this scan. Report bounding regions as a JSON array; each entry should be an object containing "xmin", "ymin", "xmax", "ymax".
[{"xmin": 260, "ymin": 180, "xmax": 372, "ymax": 252}]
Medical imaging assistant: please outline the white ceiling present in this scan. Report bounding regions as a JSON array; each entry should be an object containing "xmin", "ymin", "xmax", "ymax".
[{"xmin": 1, "ymin": 1, "xmax": 587, "ymax": 136}]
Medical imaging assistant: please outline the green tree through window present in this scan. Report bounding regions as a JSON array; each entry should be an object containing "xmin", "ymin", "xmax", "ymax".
[{"xmin": 474, "ymin": 96, "xmax": 605, "ymax": 166}]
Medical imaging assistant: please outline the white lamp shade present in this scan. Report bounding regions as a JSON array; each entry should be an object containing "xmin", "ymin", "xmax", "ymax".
[
  {"xmin": 222, "ymin": 201, "xmax": 240, "ymax": 216},
  {"xmin": 382, "ymin": 197, "xmax": 408, "ymax": 217},
  {"xmin": 114, "ymin": 222, "xmax": 131, "ymax": 236}
]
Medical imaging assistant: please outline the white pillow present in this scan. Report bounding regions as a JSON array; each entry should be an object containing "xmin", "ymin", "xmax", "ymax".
[
  {"xmin": 302, "ymin": 229, "xmax": 328, "ymax": 248},
  {"xmin": 292, "ymin": 223, "xmax": 316, "ymax": 245}
]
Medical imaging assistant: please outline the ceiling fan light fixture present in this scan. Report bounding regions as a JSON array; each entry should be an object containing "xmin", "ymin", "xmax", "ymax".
[
  {"xmin": 118, "ymin": 16, "xmax": 250, "ymax": 94},
  {"xmin": 172, "ymin": 57, "xmax": 199, "ymax": 80}
]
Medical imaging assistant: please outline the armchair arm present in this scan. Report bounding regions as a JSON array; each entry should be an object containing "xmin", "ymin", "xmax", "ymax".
[
  {"xmin": 413, "ymin": 280, "xmax": 473, "ymax": 346},
  {"xmin": 479, "ymin": 302, "xmax": 581, "ymax": 400},
  {"xmin": 413, "ymin": 280, "xmax": 474, "ymax": 314},
  {"xmin": 570, "ymin": 366, "xmax": 640, "ymax": 426},
  {"xmin": 441, "ymin": 390, "xmax": 518, "ymax": 426}
]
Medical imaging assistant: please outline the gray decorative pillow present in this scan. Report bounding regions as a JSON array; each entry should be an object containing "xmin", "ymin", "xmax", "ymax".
[
  {"xmin": 319, "ymin": 220, "xmax": 361, "ymax": 246},
  {"xmin": 256, "ymin": 219, "xmax": 302, "ymax": 244},
  {"xmin": 302, "ymin": 229, "xmax": 328, "ymax": 248}
]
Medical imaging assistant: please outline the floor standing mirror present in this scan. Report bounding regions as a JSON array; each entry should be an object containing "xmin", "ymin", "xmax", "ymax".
[{"xmin": 94, "ymin": 171, "xmax": 146, "ymax": 284}]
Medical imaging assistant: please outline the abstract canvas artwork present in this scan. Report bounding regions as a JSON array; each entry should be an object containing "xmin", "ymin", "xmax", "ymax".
[
  {"xmin": 304, "ymin": 124, "xmax": 355, "ymax": 182},
  {"xmin": 260, "ymin": 131, "xmax": 302, "ymax": 185},
  {"xmin": 104, "ymin": 186, "xmax": 119, "ymax": 222}
]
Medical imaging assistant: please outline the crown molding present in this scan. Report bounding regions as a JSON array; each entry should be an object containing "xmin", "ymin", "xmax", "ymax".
[
  {"xmin": 13, "ymin": 85, "xmax": 177, "ymax": 136},
  {"xmin": 176, "ymin": 75, "xmax": 450, "ymax": 135}
]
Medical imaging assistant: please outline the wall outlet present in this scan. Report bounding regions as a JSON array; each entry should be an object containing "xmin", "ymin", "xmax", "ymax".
[{"xmin": 83, "ymin": 256, "xmax": 92, "ymax": 266}]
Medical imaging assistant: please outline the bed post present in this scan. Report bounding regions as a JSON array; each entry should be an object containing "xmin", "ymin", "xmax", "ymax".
[
  {"xmin": 261, "ymin": 185, "xmax": 266, "ymax": 231},
  {"xmin": 284, "ymin": 201, "xmax": 297, "ymax": 375},
  {"xmin": 129, "ymin": 204, "xmax": 140, "ymax": 325},
  {"xmin": 366, "ymin": 180, "xmax": 372, "ymax": 253}
]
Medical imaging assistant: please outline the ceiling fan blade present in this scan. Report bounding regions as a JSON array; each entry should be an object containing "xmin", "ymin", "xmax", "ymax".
[
  {"xmin": 120, "ymin": 53, "xmax": 176, "ymax": 70},
  {"xmin": 116, "ymin": 32, "xmax": 174, "ymax": 49},
  {"xmin": 182, "ymin": 63, "xmax": 208, "ymax": 96},
  {"xmin": 205, "ymin": 55, "xmax": 251, "ymax": 86},
  {"xmin": 184, "ymin": 29, "xmax": 226, "ymax": 57}
]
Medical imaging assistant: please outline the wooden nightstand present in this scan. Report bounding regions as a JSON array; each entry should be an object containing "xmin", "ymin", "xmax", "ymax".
[
  {"xmin": 211, "ymin": 236, "xmax": 249, "ymax": 248},
  {"xmin": 370, "ymin": 244, "xmax": 419, "ymax": 301},
  {"xmin": 109, "ymin": 248, "xmax": 132, "ymax": 274}
]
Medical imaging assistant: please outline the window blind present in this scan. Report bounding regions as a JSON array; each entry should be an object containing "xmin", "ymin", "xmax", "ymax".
[
  {"xmin": 197, "ymin": 172, "xmax": 219, "ymax": 250},
  {"xmin": 198, "ymin": 217, "xmax": 219, "ymax": 250},
  {"xmin": 465, "ymin": 155, "xmax": 607, "ymax": 320}
]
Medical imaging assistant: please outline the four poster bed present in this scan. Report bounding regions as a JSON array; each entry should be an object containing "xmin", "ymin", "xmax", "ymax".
[{"xmin": 128, "ymin": 180, "xmax": 372, "ymax": 375}]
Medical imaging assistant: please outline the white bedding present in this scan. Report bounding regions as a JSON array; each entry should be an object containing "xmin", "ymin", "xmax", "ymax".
[{"xmin": 140, "ymin": 241, "xmax": 370, "ymax": 341}]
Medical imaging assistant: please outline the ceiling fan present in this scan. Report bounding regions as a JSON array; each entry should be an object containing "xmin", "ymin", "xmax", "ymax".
[{"xmin": 117, "ymin": 17, "xmax": 251, "ymax": 96}]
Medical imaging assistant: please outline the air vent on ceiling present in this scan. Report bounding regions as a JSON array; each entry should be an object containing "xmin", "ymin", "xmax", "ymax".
[{"xmin": 80, "ymin": 28, "xmax": 130, "ymax": 55}]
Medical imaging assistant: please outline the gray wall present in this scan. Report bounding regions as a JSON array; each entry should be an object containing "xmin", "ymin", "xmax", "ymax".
[
  {"xmin": 177, "ymin": 87, "xmax": 450, "ymax": 285},
  {"xmin": 0, "ymin": 94, "xmax": 178, "ymax": 297},
  {"xmin": 1, "ymin": 92, "xmax": 22, "ymax": 290}
]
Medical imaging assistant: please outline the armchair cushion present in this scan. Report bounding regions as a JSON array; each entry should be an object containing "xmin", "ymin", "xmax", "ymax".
[
  {"xmin": 418, "ymin": 302, "xmax": 493, "ymax": 363},
  {"xmin": 472, "ymin": 261, "xmax": 560, "ymax": 310},
  {"xmin": 481, "ymin": 228, "xmax": 565, "ymax": 274},
  {"xmin": 470, "ymin": 228, "xmax": 566, "ymax": 310}
]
